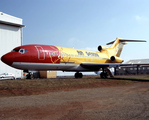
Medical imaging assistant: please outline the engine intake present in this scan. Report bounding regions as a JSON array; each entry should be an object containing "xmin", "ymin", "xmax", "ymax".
[
  {"xmin": 98, "ymin": 46, "xmax": 102, "ymax": 51},
  {"xmin": 110, "ymin": 56, "xmax": 115, "ymax": 61},
  {"xmin": 98, "ymin": 46, "xmax": 107, "ymax": 52}
]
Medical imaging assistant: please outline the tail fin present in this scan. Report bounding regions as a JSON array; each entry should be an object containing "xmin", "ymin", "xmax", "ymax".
[{"xmin": 106, "ymin": 38, "xmax": 146, "ymax": 57}]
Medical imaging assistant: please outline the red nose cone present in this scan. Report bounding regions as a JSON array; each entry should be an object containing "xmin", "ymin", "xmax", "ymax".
[{"xmin": 1, "ymin": 53, "xmax": 13, "ymax": 66}]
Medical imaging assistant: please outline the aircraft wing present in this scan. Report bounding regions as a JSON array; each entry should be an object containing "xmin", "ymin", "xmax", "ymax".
[
  {"xmin": 80, "ymin": 63, "xmax": 149, "ymax": 69},
  {"xmin": 80, "ymin": 63, "xmax": 120, "ymax": 70}
]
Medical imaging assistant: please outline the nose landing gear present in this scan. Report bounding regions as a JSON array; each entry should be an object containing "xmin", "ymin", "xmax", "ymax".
[{"xmin": 74, "ymin": 72, "xmax": 83, "ymax": 78}]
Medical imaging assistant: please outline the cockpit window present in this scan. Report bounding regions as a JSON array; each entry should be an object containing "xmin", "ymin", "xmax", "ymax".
[
  {"xmin": 19, "ymin": 49, "xmax": 24, "ymax": 53},
  {"xmin": 19, "ymin": 49, "xmax": 28, "ymax": 53},
  {"xmin": 25, "ymin": 50, "xmax": 28, "ymax": 53},
  {"xmin": 12, "ymin": 48, "xmax": 21, "ymax": 52},
  {"xmin": 11, "ymin": 47, "xmax": 28, "ymax": 53}
]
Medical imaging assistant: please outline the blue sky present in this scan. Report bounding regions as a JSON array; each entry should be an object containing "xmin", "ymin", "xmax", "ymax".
[{"xmin": 1, "ymin": 0, "xmax": 149, "ymax": 62}]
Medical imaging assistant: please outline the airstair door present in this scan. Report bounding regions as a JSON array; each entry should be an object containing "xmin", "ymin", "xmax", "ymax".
[{"xmin": 35, "ymin": 46, "xmax": 45, "ymax": 60}]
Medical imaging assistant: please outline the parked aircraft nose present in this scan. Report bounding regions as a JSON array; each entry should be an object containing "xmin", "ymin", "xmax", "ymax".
[{"xmin": 1, "ymin": 53, "xmax": 14, "ymax": 66}]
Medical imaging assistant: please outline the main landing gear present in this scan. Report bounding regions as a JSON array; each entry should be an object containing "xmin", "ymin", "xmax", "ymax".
[
  {"xmin": 100, "ymin": 68, "xmax": 108, "ymax": 78},
  {"xmin": 100, "ymin": 71, "xmax": 108, "ymax": 78},
  {"xmin": 100, "ymin": 68, "xmax": 114, "ymax": 78},
  {"xmin": 74, "ymin": 72, "xmax": 83, "ymax": 78}
]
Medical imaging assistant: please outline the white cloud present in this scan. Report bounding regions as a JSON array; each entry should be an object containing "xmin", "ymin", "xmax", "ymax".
[
  {"xmin": 67, "ymin": 38, "xmax": 99, "ymax": 52},
  {"xmin": 67, "ymin": 38, "xmax": 78, "ymax": 45},
  {"xmin": 134, "ymin": 15, "xmax": 148, "ymax": 22},
  {"xmin": 82, "ymin": 47, "xmax": 97, "ymax": 51},
  {"xmin": 67, "ymin": 38, "xmax": 84, "ymax": 47}
]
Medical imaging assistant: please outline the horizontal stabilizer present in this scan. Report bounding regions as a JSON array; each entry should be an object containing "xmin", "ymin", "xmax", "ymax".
[{"xmin": 106, "ymin": 39, "xmax": 146, "ymax": 45}]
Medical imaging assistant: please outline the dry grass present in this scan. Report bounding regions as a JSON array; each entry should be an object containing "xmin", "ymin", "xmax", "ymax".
[{"xmin": 0, "ymin": 75, "xmax": 149, "ymax": 97}]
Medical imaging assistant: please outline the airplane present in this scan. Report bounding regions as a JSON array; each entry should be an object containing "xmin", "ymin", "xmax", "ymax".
[{"xmin": 1, "ymin": 37, "xmax": 148, "ymax": 78}]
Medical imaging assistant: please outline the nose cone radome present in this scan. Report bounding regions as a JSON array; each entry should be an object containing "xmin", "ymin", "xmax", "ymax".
[{"xmin": 1, "ymin": 53, "xmax": 14, "ymax": 66}]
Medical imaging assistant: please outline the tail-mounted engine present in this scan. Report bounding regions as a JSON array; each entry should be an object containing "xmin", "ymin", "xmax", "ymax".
[
  {"xmin": 110, "ymin": 56, "xmax": 123, "ymax": 63},
  {"xmin": 98, "ymin": 46, "xmax": 107, "ymax": 52}
]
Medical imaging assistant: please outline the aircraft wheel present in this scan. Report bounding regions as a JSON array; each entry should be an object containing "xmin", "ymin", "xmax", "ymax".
[
  {"xmin": 75, "ymin": 73, "xmax": 78, "ymax": 78},
  {"xmin": 100, "ymin": 72, "xmax": 108, "ymax": 78},
  {"xmin": 100, "ymin": 72, "xmax": 104, "ymax": 78},
  {"xmin": 78, "ymin": 73, "xmax": 83, "ymax": 78},
  {"xmin": 75, "ymin": 72, "xmax": 83, "ymax": 78}
]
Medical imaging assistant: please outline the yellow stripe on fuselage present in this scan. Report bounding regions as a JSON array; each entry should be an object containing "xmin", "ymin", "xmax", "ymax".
[{"xmin": 56, "ymin": 46, "xmax": 112, "ymax": 65}]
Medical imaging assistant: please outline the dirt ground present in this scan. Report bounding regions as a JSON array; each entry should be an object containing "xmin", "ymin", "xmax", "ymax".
[{"xmin": 0, "ymin": 79, "xmax": 149, "ymax": 120}]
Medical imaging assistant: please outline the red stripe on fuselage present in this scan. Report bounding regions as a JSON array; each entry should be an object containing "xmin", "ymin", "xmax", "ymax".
[{"xmin": 2, "ymin": 45, "xmax": 60, "ymax": 66}]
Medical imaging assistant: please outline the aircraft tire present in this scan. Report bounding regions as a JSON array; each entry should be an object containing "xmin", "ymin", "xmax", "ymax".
[
  {"xmin": 75, "ymin": 73, "xmax": 78, "ymax": 78},
  {"xmin": 100, "ymin": 72, "xmax": 104, "ymax": 78},
  {"xmin": 75, "ymin": 72, "xmax": 83, "ymax": 78},
  {"xmin": 100, "ymin": 72, "xmax": 108, "ymax": 78},
  {"xmin": 78, "ymin": 73, "xmax": 83, "ymax": 78}
]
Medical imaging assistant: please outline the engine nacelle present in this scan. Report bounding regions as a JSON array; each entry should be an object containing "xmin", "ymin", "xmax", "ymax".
[
  {"xmin": 110, "ymin": 56, "xmax": 116, "ymax": 61},
  {"xmin": 98, "ymin": 46, "xmax": 107, "ymax": 52},
  {"xmin": 110, "ymin": 56, "xmax": 123, "ymax": 63}
]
